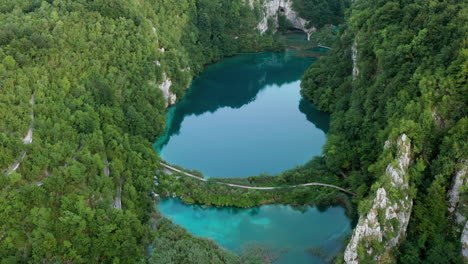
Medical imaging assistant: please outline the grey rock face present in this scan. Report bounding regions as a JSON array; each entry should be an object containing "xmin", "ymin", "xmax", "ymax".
[
  {"xmin": 344, "ymin": 134, "xmax": 413, "ymax": 264},
  {"xmin": 256, "ymin": 0, "xmax": 316, "ymax": 39}
]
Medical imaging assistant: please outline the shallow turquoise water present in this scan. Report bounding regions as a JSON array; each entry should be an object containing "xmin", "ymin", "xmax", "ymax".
[
  {"xmin": 155, "ymin": 51, "xmax": 329, "ymax": 178},
  {"xmin": 159, "ymin": 198, "xmax": 351, "ymax": 264}
]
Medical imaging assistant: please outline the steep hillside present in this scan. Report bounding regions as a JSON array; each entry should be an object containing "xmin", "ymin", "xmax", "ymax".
[
  {"xmin": 301, "ymin": 0, "xmax": 467, "ymax": 262},
  {"xmin": 1, "ymin": 0, "xmax": 466, "ymax": 263},
  {"xmin": 0, "ymin": 0, "xmax": 272, "ymax": 262},
  {"xmin": 253, "ymin": 0, "xmax": 349, "ymax": 39}
]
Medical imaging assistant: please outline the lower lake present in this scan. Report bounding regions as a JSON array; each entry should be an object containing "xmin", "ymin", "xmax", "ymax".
[{"xmin": 159, "ymin": 198, "xmax": 351, "ymax": 264}]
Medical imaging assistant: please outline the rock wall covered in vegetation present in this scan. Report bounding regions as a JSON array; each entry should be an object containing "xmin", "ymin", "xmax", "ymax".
[
  {"xmin": 301, "ymin": 0, "xmax": 467, "ymax": 262},
  {"xmin": 253, "ymin": 0, "xmax": 348, "ymax": 38},
  {"xmin": 345, "ymin": 134, "xmax": 413, "ymax": 263}
]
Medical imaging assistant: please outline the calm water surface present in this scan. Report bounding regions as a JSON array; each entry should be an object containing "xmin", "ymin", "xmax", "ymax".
[
  {"xmin": 155, "ymin": 51, "xmax": 329, "ymax": 178},
  {"xmin": 159, "ymin": 198, "xmax": 351, "ymax": 264},
  {"xmin": 155, "ymin": 49, "xmax": 350, "ymax": 264}
]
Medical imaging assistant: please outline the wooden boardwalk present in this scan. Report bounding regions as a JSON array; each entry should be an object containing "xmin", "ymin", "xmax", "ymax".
[
  {"xmin": 318, "ymin": 45, "xmax": 332, "ymax": 50},
  {"xmin": 160, "ymin": 162, "xmax": 356, "ymax": 196}
]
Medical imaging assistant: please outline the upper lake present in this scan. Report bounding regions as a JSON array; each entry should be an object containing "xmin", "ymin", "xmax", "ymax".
[{"xmin": 155, "ymin": 51, "xmax": 329, "ymax": 178}]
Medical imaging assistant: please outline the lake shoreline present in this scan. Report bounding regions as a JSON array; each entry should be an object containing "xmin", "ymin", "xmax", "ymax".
[
  {"xmin": 154, "ymin": 48, "xmax": 357, "ymax": 223},
  {"xmin": 155, "ymin": 51, "xmax": 328, "ymax": 178},
  {"xmin": 157, "ymin": 198, "xmax": 352, "ymax": 264}
]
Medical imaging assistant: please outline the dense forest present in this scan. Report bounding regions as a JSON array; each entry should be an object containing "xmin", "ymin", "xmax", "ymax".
[
  {"xmin": 301, "ymin": 0, "xmax": 467, "ymax": 262},
  {"xmin": 0, "ymin": 0, "xmax": 276, "ymax": 262},
  {"xmin": 1, "ymin": 0, "xmax": 466, "ymax": 263},
  {"xmin": 292, "ymin": 0, "xmax": 350, "ymax": 28}
]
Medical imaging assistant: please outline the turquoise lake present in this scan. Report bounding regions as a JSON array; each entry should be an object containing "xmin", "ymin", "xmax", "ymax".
[
  {"xmin": 155, "ymin": 51, "xmax": 329, "ymax": 178},
  {"xmin": 159, "ymin": 198, "xmax": 351, "ymax": 264},
  {"xmin": 155, "ymin": 50, "xmax": 351, "ymax": 263}
]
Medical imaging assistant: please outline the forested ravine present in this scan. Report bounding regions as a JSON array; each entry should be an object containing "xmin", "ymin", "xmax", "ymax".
[{"xmin": 1, "ymin": 0, "xmax": 465, "ymax": 263}]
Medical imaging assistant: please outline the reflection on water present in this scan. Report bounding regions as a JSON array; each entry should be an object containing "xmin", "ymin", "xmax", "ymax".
[{"xmin": 155, "ymin": 51, "xmax": 329, "ymax": 178}]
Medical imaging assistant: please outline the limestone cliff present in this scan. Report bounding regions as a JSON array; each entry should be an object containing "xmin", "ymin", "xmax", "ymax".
[
  {"xmin": 351, "ymin": 40, "xmax": 359, "ymax": 79},
  {"xmin": 158, "ymin": 72, "xmax": 177, "ymax": 107},
  {"xmin": 462, "ymin": 223, "xmax": 468, "ymax": 261},
  {"xmin": 344, "ymin": 134, "xmax": 413, "ymax": 264},
  {"xmin": 447, "ymin": 161, "xmax": 468, "ymax": 260},
  {"xmin": 254, "ymin": 0, "xmax": 316, "ymax": 39}
]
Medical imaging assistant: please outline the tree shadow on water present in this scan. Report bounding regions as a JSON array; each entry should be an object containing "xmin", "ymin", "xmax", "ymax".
[{"xmin": 155, "ymin": 52, "xmax": 325, "ymax": 150}]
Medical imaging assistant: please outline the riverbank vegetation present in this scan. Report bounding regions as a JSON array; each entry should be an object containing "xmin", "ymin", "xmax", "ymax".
[
  {"xmin": 148, "ymin": 216, "xmax": 239, "ymax": 264},
  {"xmin": 155, "ymin": 159, "xmax": 354, "ymax": 217},
  {"xmin": 149, "ymin": 214, "xmax": 285, "ymax": 264}
]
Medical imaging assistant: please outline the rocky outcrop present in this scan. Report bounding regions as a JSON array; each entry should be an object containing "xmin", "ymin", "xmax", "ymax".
[
  {"xmin": 448, "ymin": 162, "xmax": 467, "ymax": 224},
  {"xmin": 462, "ymin": 222, "xmax": 468, "ymax": 260},
  {"xmin": 351, "ymin": 40, "xmax": 359, "ymax": 79},
  {"xmin": 112, "ymin": 177, "xmax": 123, "ymax": 210},
  {"xmin": 344, "ymin": 134, "xmax": 412, "ymax": 264},
  {"xmin": 255, "ymin": 0, "xmax": 278, "ymax": 33},
  {"xmin": 447, "ymin": 161, "xmax": 467, "ymax": 260},
  {"xmin": 22, "ymin": 95, "xmax": 34, "ymax": 144},
  {"xmin": 158, "ymin": 72, "xmax": 177, "ymax": 107},
  {"xmin": 431, "ymin": 109, "xmax": 444, "ymax": 129},
  {"xmin": 150, "ymin": 23, "xmax": 177, "ymax": 107},
  {"xmin": 103, "ymin": 158, "xmax": 110, "ymax": 177},
  {"xmin": 3, "ymin": 94, "xmax": 34, "ymax": 175},
  {"xmin": 255, "ymin": 0, "xmax": 316, "ymax": 39}
]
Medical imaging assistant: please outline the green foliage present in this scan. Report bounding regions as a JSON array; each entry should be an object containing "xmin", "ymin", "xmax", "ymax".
[
  {"xmin": 1, "ymin": 0, "xmax": 465, "ymax": 262},
  {"xmin": 0, "ymin": 0, "xmax": 274, "ymax": 262},
  {"xmin": 277, "ymin": 13, "xmax": 293, "ymax": 33},
  {"xmin": 397, "ymin": 121, "xmax": 467, "ymax": 263},
  {"xmin": 149, "ymin": 218, "xmax": 239, "ymax": 264},
  {"xmin": 300, "ymin": 0, "xmax": 467, "ymax": 262},
  {"xmin": 149, "ymin": 217, "xmax": 280, "ymax": 264},
  {"xmin": 156, "ymin": 156, "xmax": 353, "ymax": 213},
  {"xmin": 302, "ymin": 0, "xmax": 467, "ymax": 193},
  {"xmin": 308, "ymin": 25, "xmax": 339, "ymax": 47},
  {"xmin": 292, "ymin": 0, "xmax": 351, "ymax": 28}
]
